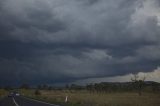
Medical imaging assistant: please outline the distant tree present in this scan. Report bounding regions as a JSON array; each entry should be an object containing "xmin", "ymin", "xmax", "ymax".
[
  {"xmin": 86, "ymin": 84, "xmax": 95, "ymax": 93},
  {"xmin": 94, "ymin": 83, "xmax": 103, "ymax": 93},
  {"xmin": 131, "ymin": 74, "xmax": 145, "ymax": 96},
  {"xmin": 69, "ymin": 84, "xmax": 84, "ymax": 91}
]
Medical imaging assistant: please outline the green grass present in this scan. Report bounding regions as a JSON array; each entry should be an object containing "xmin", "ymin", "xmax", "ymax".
[{"xmin": 20, "ymin": 89, "xmax": 160, "ymax": 106}]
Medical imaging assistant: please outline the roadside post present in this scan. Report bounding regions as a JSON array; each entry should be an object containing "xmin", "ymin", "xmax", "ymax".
[{"xmin": 65, "ymin": 96, "xmax": 68, "ymax": 103}]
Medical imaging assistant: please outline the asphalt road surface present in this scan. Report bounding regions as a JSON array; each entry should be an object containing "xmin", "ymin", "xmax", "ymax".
[{"xmin": 0, "ymin": 96, "xmax": 60, "ymax": 106}]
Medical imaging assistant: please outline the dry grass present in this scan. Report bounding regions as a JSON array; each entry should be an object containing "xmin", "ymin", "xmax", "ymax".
[{"xmin": 20, "ymin": 89, "xmax": 160, "ymax": 106}]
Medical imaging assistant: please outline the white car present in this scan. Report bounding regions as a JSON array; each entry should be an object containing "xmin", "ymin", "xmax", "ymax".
[{"xmin": 15, "ymin": 93, "xmax": 20, "ymax": 96}]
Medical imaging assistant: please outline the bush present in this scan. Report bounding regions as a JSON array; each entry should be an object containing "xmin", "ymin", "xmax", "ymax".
[{"xmin": 35, "ymin": 89, "xmax": 41, "ymax": 95}]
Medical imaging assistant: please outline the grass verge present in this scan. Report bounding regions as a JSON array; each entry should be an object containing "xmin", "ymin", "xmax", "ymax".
[{"xmin": 20, "ymin": 89, "xmax": 160, "ymax": 106}]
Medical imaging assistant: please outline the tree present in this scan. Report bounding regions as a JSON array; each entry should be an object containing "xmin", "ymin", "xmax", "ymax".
[{"xmin": 131, "ymin": 74, "xmax": 145, "ymax": 96}]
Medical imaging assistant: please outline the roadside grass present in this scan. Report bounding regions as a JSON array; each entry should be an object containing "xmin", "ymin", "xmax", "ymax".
[
  {"xmin": 20, "ymin": 89, "xmax": 160, "ymax": 106},
  {"xmin": 0, "ymin": 89, "xmax": 8, "ymax": 99}
]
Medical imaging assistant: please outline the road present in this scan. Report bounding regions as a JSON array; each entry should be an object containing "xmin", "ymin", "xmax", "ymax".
[{"xmin": 0, "ymin": 96, "xmax": 60, "ymax": 106}]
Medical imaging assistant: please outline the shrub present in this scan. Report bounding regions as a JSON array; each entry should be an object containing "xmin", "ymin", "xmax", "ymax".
[{"xmin": 35, "ymin": 89, "xmax": 41, "ymax": 95}]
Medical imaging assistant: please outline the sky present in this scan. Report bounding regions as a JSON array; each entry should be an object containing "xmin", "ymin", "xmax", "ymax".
[{"xmin": 0, "ymin": 0, "xmax": 160, "ymax": 86}]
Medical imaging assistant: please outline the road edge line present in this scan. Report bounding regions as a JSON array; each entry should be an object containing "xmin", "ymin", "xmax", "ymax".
[
  {"xmin": 12, "ymin": 98, "xmax": 20, "ymax": 106},
  {"xmin": 22, "ymin": 96, "xmax": 59, "ymax": 106}
]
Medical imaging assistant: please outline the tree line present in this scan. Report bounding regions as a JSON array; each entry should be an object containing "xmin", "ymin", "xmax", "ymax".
[{"xmin": 2, "ymin": 74, "xmax": 160, "ymax": 96}]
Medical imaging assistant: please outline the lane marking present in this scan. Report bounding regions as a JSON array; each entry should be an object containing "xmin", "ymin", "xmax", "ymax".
[
  {"xmin": 21, "ymin": 96, "xmax": 59, "ymax": 106},
  {"xmin": 12, "ymin": 98, "xmax": 20, "ymax": 106}
]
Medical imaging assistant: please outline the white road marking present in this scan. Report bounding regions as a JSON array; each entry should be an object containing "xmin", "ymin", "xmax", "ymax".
[
  {"xmin": 21, "ymin": 96, "xmax": 59, "ymax": 106},
  {"xmin": 12, "ymin": 98, "xmax": 20, "ymax": 106}
]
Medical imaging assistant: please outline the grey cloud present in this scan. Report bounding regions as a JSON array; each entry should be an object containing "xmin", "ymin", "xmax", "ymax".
[
  {"xmin": 0, "ymin": 0, "xmax": 160, "ymax": 85},
  {"xmin": 1, "ymin": 0, "xmax": 159, "ymax": 46},
  {"xmin": 0, "ymin": 0, "xmax": 138, "ymax": 44},
  {"xmin": 136, "ymin": 45, "xmax": 160, "ymax": 60}
]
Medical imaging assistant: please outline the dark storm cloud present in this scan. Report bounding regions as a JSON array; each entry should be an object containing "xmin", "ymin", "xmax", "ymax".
[{"xmin": 0, "ymin": 0, "xmax": 160, "ymax": 85}]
